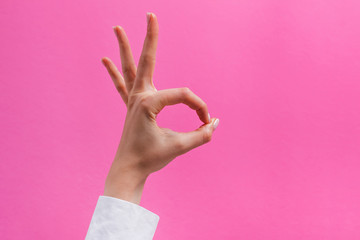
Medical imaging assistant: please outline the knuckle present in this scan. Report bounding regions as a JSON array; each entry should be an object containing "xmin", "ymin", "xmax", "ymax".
[
  {"xmin": 181, "ymin": 87, "xmax": 191, "ymax": 98},
  {"xmin": 202, "ymin": 128, "xmax": 213, "ymax": 143},
  {"xmin": 141, "ymin": 54, "xmax": 156, "ymax": 65},
  {"xmin": 181, "ymin": 87, "xmax": 191, "ymax": 93},
  {"xmin": 146, "ymin": 29, "xmax": 159, "ymax": 38},
  {"xmin": 200, "ymin": 102, "xmax": 207, "ymax": 110}
]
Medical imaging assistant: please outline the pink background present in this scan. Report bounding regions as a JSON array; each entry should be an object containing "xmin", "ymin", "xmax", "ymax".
[{"xmin": 1, "ymin": 0, "xmax": 360, "ymax": 239}]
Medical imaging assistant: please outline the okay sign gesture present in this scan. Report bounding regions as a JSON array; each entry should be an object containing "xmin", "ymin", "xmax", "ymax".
[{"xmin": 101, "ymin": 13, "xmax": 219, "ymax": 203}]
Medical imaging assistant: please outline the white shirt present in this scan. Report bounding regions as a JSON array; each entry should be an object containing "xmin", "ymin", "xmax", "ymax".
[{"xmin": 85, "ymin": 196, "xmax": 160, "ymax": 240}]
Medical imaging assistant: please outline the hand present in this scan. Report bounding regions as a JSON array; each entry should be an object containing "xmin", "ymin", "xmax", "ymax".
[{"xmin": 101, "ymin": 13, "xmax": 220, "ymax": 204}]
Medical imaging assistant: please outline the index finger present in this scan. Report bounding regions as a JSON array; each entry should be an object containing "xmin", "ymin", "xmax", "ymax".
[
  {"xmin": 151, "ymin": 87, "xmax": 211, "ymax": 124},
  {"xmin": 134, "ymin": 12, "xmax": 159, "ymax": 91}
]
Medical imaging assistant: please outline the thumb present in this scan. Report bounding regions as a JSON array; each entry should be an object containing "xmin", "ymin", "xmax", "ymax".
[{"xmin": 176, "ymin": 118, "xmax": 220, "ymax": 154}]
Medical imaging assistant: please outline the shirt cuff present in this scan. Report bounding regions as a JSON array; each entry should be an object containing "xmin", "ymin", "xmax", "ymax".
[{"xmin": 85, "ymin": 195, "xmax": 160, "ymax": 240}]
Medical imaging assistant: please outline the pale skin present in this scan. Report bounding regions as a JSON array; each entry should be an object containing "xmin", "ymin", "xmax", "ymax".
[{"xmin": 101, "ymin": 12, "xmax": 220, "ymax": 205}]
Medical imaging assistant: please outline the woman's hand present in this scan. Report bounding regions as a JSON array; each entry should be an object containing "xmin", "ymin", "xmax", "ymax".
[{"xmin": 101, "ymin": 13, "xmax": 220, "ymax": 204}]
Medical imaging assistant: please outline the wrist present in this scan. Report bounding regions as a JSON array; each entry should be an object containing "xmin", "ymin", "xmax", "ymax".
[{"xmin": 104, "ymin": 160, "xmax": 149, "ymax": 205}]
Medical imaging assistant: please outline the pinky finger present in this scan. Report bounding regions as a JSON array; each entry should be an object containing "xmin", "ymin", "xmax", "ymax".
[{"xmin": 101, "ymin": 57, "xmax": 128, "ymax": 104}]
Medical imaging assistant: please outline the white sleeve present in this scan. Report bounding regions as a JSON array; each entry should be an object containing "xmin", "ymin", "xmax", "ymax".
[{"xmin": 85, "ymin": 195, "xmax": 160, "ymax": 240}]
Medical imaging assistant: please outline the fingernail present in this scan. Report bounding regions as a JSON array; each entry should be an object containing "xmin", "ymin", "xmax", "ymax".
[
  {"xmin": 113, "ymin": 26, "xmax": 117, "ymax": 36},
  {"xmin": 207, "ymin": 113, "xmax": 211, "ymax": 123},
  {"xmin": 147, "ymin": 12, "xmax": 151, "ymax": 24},
  {"xmin": 213, "ymin": 118, "xmax": 220, "ymax": 130}
]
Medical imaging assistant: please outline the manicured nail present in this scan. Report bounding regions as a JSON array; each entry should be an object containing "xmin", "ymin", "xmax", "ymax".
[
  {"xmin": 147, "ymin": 12, "xmax": 151, "ymax": 24},
  {"xmin": 208, "ymin": 113, "xmax": 211, "ymax": 123},
  {"xmin": 213, "ymin": 118, "xmax": 220, "ymax": 130}
]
